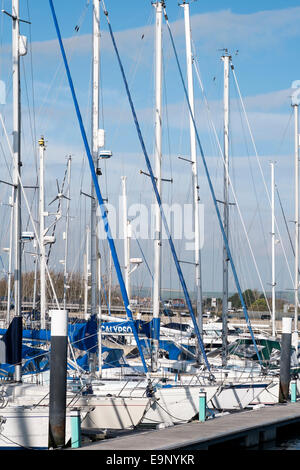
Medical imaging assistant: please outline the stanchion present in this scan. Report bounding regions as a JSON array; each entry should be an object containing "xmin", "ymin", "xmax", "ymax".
[
  {"xmin": 199, "ymin": 391, "xmax": 207, "ymax": 422},
  {"xmin": 291, "ymin": 379, "xmax": 297, "ymax": 403},
  {"xmin": 279, "ymin": 317, "xmax": 292, "ymax": 403},
  {"xmin": 48, "ymin": 309, "xmax": 68, "ymax": 449},
  {"xmin": 71, "ymin": 409, "xmax": 81, "ymax": 448}
]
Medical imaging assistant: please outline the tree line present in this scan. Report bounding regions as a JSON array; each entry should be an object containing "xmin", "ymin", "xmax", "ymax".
[
  {"xmin": 204, "ymin": 289, "xmax": 288, "ymax": 312},
  {"xmin": 0, "ymin": 271, "xmax": 121, "ymax": 307}
]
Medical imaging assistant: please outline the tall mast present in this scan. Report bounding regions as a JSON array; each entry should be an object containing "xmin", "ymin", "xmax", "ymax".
[
  {"xmin": 292, "ymin": 91, "xmax": 299, "ymax": 349},
  {"xmin": 122, "ymin": 176, "xmax": 131, "ymax": 302},
  {"xmin": 97, "ymin": 250, "xmax": 102, "ymax": 377},
  {"xmin": 90, "ymin": 0, "xmax": 100, "ymax": 319},
  {"xmin": 221, "ymin": 51, "xmax": 231, "ymax": 367},
  {"xmin": 181, "ymin": 0, "xmax": 203, "ymax": 352},
  {"xmin": 152, "ymin": 0, "xmax": 163, "ymax": 372},
  {"xmin": 39, "ymin": 136, "xmax": 47, "ymax": 329},
  {"xmin": 6, "ymin": 191, "xmax": 14, "ymax": 327},
  {"xmin": 270, "ymin": 161, "xmax": 276, "ymax": 338},
  {"xmin": 84, "ymin": 225, "xmax": 90, "ymax": 320},
  {"xmin": 63, "ymin": 156, "xmax": 71, "ymax": 310},
  {"xmin": 12, "ymin": 0, "xmax": 22, "ymax": 381},
  {"xmin": 108, "ymin": 250, "xmax": 112, "ymax": 313}
]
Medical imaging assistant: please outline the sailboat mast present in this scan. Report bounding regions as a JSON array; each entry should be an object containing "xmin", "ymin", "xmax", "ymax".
[
  {"xmin": 221, "ymin": 52, "xmax": 231, "ymax": 367},
  {"xmin": 181, "ymin": 1, "xmax": 203, "ymax": 348},
  {"xmin": 152, "ymin": 0, "xmax": 163, "ymax": 372},
  {"xmin": 122, "ymin": 176, "xmax": 131, "ymax": 302},
  {"xmin": 63, "ymin": 156, "xmax": 71, "ymax": 310},
  {"xmin": 90, "ymin": 0, "xmax": 100, "ymax": 319},
  {"xmin": 12, "ymin": 0, "xmax": 22, "ymax": 381},
  {"xmin": 84, "ymin": 225, "xmax": 90, "ymax": 320},
  {"xmin": 97, "ymin": 250, "xmax": 102, "ymax": 377},
  {"xmin": 271, "ymin": 161, "xmax": 276, "ymax": 337},
  {"xmin": 6, "ymin": 191, "xmax": 14, "ymax": 327},
  {"xmin": 293, "ymin": 99, "xmax": 299, "ymax": 347},
  {"xmin": 108, "ymin": 250, "xmax": 112, "ymax": 312},
  {"xmin": 39, "ymin": 137, "xmax": 47, "ymax": 329}
]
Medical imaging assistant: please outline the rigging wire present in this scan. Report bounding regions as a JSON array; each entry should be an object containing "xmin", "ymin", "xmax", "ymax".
[
  {"xmin": 161, "ymin": 43, "xmax": 175, "ymax": 298},
  {"xmin": 49, "ymin": 0, "xmax": 149, "ymax": 376},
  {"xmin": 99, "ymin": 6, "xmax": 154, "ymax": 293},
  {"xmin": 276, "ymin": 185, "xmax": 298, "ymax": 267},
  {"xmin": 26, "ymin": 0, "xmax": 38, "ymax": 156},
  {"xmin": 20, "ymin": 59, "xmax": 38, "ymax": 237},
  {"xmin": 45, "ymin": 163, "xmax": 68, "ymax": 264},
  {"xmin": 231, "ymin": 73, "xmax": 272, "ymax": 282},
  {"xmin": 100, "ymin": 1, "xmax": 215, "ymax": 372},
  {"xmin": 231, "ymin": 66, "xmax": 297, "ymax": 307},
  {"xmin": 0, "ymin": 114, "xmax": 61, "ymax": 311},
  {"xmin": 191, "ymin": 49, "xmax": 272, "ymax": 317},
  {"xmin": 161, "ymin": 6, "xmax": 263, "ymax": 365},
  {"xmin": 36, "ymin": 0, "xmax": 92, "ymax": 144}
]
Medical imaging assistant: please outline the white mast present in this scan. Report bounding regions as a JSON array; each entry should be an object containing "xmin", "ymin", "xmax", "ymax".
[
  {"xmin": 181, "ymin": 1, "xmax": 203, "ymax": 351},
  {"xmin": 270, "ymin": 161, "xmax": 276, "ymax": 338},
  {"xmin": 122, "ymin": 176, "xmax": 131, "ymax": 302},
  {"xmin": 6, "ymin": 191, "xmax": 14, "ymax": 327},
  {"xmin": 12, "ymin": 0, "xmax": 22, "ymax": 381},
  {"xmin": 63, "ymin": 156, "xmax": 71, "ymax": 310},
  {"xmin": 152, "ymin": 0, "xmax": 163, "ymax": 373},
  {"xmin": 108, "ymin": 250, "xmax": 112, "ymax": 313},
  {"xmin": 39, "ymin": 136, "xmax": 47, "ymax": 330},
  {"xmin": 97, "ymin": 250, "xmax": 102, "ymax": 377},
  {"xmin": 84, "ymin": 225, "xmax": 90, "ymax": 320},
  {"xmin": 292, "ymin": 86, "xmax": 299, "ymax": 349},
  {"xmin": 90, "ymin": 0, "xmax": 100, "ymax": 320},
  {"xmin": 32, "ymin": 249, "xmax": 38, "ymax": 314},
  {"xmin": 221, "ymin": 51, "xmax": 231, "ymax": 367}
]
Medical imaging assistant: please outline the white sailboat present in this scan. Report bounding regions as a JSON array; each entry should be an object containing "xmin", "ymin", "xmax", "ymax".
[
  {"xmin": 0, "ymin": 406, "xmax": 74, "ymax": 450},
  {"xmin": 0, "ymin": 381, "xmax": 150, "ymax": 432},
  {"xmin": 70, "ymin": 0, "xmax": 222, "ymax": 428},
  {"xmin": 0, "ymin": 1, "xmax": 286, "ymax": 445},
  {"xmin": 0, "ymin": 0, "xmax": 153, "ymax": 445},
  {"xmin": 0, "ymin": 0, "xmax": 74, "ymax": 449}
]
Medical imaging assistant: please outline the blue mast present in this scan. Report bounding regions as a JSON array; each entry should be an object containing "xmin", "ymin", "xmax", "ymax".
[
  {"xmin": 101, "ymin": 5, "xmax": 211, "ymax": 371},
  {"xmin": 48, "ymin": 0, "xmax": 148, "ymax": 375}
]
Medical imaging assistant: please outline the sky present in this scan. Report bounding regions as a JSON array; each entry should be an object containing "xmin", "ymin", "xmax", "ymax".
[{"xmin": 0, "ymin": 0, "xmax": 300, "ymax": 303}]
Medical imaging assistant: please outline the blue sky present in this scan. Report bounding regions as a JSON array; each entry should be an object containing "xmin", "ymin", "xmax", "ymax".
[{"xmin": 1, "ymin": 0, "xmax": 300, "ymax": 302}]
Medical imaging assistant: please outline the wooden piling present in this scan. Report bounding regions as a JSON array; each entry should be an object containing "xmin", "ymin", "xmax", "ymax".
[{"xmin": 279, "ymin": 317, "xmax": 292, "ymax": 403}]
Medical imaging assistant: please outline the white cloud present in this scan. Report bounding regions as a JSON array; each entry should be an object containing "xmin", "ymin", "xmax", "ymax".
[
  {"xmin": 172, "ymin": 7, "xmax": 300, "ymax": 51},
  {"xmin": 9, "ymin": 5, "xmax": 300, "ymax": 69}
]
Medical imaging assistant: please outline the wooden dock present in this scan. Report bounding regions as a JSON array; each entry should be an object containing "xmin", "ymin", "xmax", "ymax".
[{"xmin": 74, "ymin": 401, "xmax": 300, "ymax": 450}]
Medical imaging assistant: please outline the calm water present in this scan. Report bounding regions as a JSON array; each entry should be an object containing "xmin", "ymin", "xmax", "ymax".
[
  {"xmin": 257, "ymin": 432, "xmax": 300, "ymax": 450},
  {"xmin": 265, "ymin": 438, "xmax": 300, "ymax": 450},
  {"xmin": 276, "ymin": 439, "xmax": 300, "ymax": 450}
]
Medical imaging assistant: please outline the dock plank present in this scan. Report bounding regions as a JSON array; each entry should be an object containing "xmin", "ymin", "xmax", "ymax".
[{"xmin": 74, "ymin": 402, "xmax": 300, "ymax": 450}]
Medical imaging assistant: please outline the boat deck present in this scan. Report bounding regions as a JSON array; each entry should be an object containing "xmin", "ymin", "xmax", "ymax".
[{"xmin": 74, "ymin": 401, "xmax": 300, "ymax": 450}]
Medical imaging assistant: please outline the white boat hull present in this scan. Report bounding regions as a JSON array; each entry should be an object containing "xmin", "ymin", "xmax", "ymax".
[
  {"xmin": 209, "ymin": 382, "xmax": 270, "ymax": 410},
  {"xmin": 250, "ymin": 376, "xmax": 300, "ymax": 405},
  {"xmin": 83, "ymin": 379, "xmax": 219, "ymax": 426},
  {"xmin": 3, "ymin": 382, "xmax": 150, "ymax": 432},
  {"xmin": 250, "ymin": 380, "xmax": 279, "ymax": 405},
  {"xmin": 134, "ymin": 385, "xmax": 218, "ymax": 425},
  {"xmin": 79, "ymin": 396, "xmax": 150, "ymax": 430},
  {"xmin": 0, "ymin": 406, "xmax": 72, "ymax": 450}
]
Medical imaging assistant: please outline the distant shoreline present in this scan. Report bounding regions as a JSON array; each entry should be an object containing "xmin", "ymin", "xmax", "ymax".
[{"xmin": 130, "ymin": 287, "xmax": 295, "ymax": 303}]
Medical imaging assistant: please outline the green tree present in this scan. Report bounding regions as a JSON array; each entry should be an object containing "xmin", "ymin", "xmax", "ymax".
[
  {"xmin": 243, "ymin": 289, "xmax": 256, "ymax": 307},
  {"xmin": 249, "ymin": 298, "xmax": 268, "ymax": 311},
  {"xmin": 228, "ymin": 289, "xmax": 258, "ymax": 309},
  {"xmin": 228, "ymin": 292, "xmax": 241, "ymax": 309}
]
